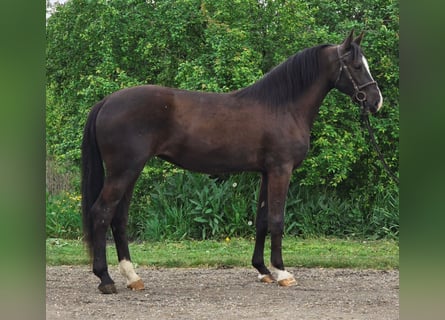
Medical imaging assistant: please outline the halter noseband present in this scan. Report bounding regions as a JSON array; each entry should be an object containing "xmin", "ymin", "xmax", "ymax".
[{"xmin": 334, "ymin": 46, "xmax": 377, "ymax": 105}]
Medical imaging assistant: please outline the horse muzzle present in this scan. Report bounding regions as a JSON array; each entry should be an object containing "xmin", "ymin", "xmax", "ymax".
[{"xmin": 353, "ymin": 89, "xmax": 383, "ymax": 115}]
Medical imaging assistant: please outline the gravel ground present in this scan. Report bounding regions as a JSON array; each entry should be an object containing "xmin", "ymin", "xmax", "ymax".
[{"xmin": 46, "ymin": 266, "xmax": 399, "ymax": 320}]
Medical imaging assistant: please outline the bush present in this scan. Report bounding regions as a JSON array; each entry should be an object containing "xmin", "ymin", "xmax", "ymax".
[
  {"xmin": 46, "ymin": 158, "xmax": 82, "ymax": 239},
  {"xmin": 128, "ymin": 170, "xmax": 258, "ymax": 241},
  {"xmin": 46, "ymin": 191, "xmax": 82, "ymax": 239},
  {"xmin": 44, "ymin": 160, "xmax": 399, "ymax": 241},
  {"xmin": 126, "ymin": 168, "xmax": 399, "ymax": 241},
  {"xmin": 285, "ymin": 183, "xmax": 399, "ymax": 240}
]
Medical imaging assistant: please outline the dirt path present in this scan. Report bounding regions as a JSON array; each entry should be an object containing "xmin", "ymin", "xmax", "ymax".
[{"xmin": 46, "ymin": 266, "xmax": 399, "ymax": 320}]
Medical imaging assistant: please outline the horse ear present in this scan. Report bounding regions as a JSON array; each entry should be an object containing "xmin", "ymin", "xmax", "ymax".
[
  {"xmin": 341, "ymin": 30, "xmax": 354, "ymax": 51},
  {"xmin": 353, "ymin": 31, "xmax": 365, "ymax": 46}
]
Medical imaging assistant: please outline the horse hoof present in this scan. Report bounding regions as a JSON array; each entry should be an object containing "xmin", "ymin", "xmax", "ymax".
[
  {"xmin": 278, "ymin": 277, "xmax": 297, "ymax": 287},
  {"xmin": 98, "ymin": 283, "xmax": 117, "ymax": 294},
  {"xmin": 127, "ymin": 279, "xmax": 145, "ymax": 291},
  {"xmin": 258, "ymin": 274, "xmax": 275, "ymax": 283}
]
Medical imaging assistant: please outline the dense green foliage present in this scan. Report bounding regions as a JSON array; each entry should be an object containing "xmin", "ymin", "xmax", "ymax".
[{"xmin": 46, "ymin": 0, "xmax": 399, "ymax": 241}]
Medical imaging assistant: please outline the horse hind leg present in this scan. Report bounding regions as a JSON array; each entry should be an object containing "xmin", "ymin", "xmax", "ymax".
[
  {"xmin": 90, "ymin": 190, "xmax": 119, "ymax": 293},
  {"xmin": 111, "ymin": 182, "xmax": 144, "ymax": 291},
  {"xmin": 91, "ymin": 170, "xmax": 143, "ymax": 294}
]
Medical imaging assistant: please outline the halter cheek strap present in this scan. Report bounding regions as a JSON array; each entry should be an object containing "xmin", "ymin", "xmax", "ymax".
[{"xmin": 334, "ymin": 46, "xmax": 377, "ymax": 104}]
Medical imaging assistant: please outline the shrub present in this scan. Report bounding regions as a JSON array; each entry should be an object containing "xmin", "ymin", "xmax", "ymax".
[
  {"xmin": 46, "ymin": 191, "xmax": 82, "ymax": 239},
  {"xmin": 285, "ymin": 183, "xmax": 399, "ymax": 240},
  {"xmin": 128, "ymin": 170, "xmax": 258, "ymax": 241}
]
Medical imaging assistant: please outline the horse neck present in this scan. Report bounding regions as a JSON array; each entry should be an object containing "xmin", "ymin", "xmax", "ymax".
[
  {"xmin": 289, "ymin": 79, "xmax": 332, "ymax": 128},
  {"xmin": 294, "ymin": 45, "xmax": 338, "ymax": 126}
]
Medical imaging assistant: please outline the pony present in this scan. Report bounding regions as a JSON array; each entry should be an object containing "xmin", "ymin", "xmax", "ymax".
[{"xmin": 81, "ymin": 31, "xmax": 382, "ymax": 293}]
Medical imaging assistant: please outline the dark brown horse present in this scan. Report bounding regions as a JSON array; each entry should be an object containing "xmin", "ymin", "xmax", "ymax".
[{"xmin": 81, "ymin": 31, "xmax": 382, "ymax": 293}]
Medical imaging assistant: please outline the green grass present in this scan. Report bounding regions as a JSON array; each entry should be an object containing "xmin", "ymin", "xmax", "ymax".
[{"xmin": 46, "ymin": 237, "xmax": 399, "ymax": 269}]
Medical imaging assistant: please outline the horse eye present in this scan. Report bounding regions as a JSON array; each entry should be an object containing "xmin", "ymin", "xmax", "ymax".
[{"xmin": 353, "ymin": 64, "xmax": 362, "ymax": 70}]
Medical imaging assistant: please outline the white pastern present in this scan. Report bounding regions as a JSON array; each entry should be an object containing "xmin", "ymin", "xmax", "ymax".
[
  {"xmin": 119, "ymin": 259, "xmax": 141, "ymax": 285},
  {"xmin": 362, "ymin": 56, "xmax": 383, "ymax": 111},
  {"xmin": 270, "ymin": 266, "xmax": 294, "ymax": 282},
  {"xmin": 258, "ymin": 274, "xmax": 270, "ymax": 281}
]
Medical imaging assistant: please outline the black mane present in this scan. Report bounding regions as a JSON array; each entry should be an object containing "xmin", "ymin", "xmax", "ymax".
[{"xmin": 233, "ymin": 44, "xmax": 331, "ymax": 107}]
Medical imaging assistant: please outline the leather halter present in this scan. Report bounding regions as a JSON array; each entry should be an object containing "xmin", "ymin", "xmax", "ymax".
[{"xmin": 334, "ymin": 46, "xmax": 377, "ymax": 104}]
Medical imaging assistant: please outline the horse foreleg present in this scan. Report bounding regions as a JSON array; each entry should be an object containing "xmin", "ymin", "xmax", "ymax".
[
  {"xmin": 267, "ymin": 166, "xmax": 297, "ymax": 287},
  {"xmin": 252, "ymin": 173, "xmax": 274, "ymax": 283},
  {"xmin": 112, "ymin": 184, "xmax": 144, "ymax": 291}
]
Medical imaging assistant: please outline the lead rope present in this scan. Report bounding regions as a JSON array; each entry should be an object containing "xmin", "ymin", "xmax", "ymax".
[{"xmin": 360, "ymin": 113, "xmax": 399, "ymax": 185}]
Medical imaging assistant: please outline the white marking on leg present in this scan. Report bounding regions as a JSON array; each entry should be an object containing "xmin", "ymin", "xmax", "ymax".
[
  {"xmin": 270, "ymin": 266, "xmax": 294, "ymax": 282},
  {"xmin": 258, "ymin": 274, "xmax": 269, "ymax": 280},
  {"xmin": 119, "ymin": 259, "xmax": 141, "ymax": 286},
  {"xmin": 257, "ymin": 273, "xmax": 275, "ymax": 283},
  {"xmin": 362, "ymin": 56, "xmax": 383, "ymax": 111}
]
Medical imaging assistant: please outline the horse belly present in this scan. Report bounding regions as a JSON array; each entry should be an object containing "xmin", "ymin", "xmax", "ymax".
[{"xmin": 157, "ymin": 136, "xmax": 262, "ymax": 174}]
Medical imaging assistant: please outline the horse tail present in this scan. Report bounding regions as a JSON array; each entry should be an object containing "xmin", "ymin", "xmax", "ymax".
[{"xmin": 81, "ymin": 99, "xmax": 105, "ymax": 257}]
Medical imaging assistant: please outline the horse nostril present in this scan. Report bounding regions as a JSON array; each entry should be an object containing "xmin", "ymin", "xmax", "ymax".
[
  {"xmin": 373, "ymin": 98, "xmax": 382, "ymax": 112},
  {"xmin": 369, "ymin": 99, "xmax": 382, "ymax": 114}
]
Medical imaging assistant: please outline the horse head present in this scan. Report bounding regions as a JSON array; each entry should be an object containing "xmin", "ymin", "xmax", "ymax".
[{"xmin": 333, "ymin": 30, "xmax": 383, "ymax": 114}]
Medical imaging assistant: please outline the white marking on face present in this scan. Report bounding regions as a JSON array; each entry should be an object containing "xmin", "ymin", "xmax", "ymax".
[
  {"xmin": 376, "ymin": 89, "xmax": 383, "ymax": 111},
  {"xmin": 119, "ymin": 259, "xmax": 141, "ymax": 285},
  {"xmin": 362, "ymin": 56, "xmax": 383, "ymax": 111},
  {"xmin": 362, "ymin": 55, "xmax": 371, "ymax": 74}
]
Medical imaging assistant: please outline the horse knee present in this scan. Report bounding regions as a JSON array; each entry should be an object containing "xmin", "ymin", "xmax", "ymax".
[
  {"xmin": 268, "ymin": 219, "xmax": 284, "ymax": 235},
  {"xmin": 91, "ymin": 199, "xmax": 118, "ymax": 231}
]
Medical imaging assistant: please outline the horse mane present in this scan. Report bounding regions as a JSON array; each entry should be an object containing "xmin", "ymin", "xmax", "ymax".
[{"xmin": 233, "ymin": 44, "xmax": 332, "ymax": 108}]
